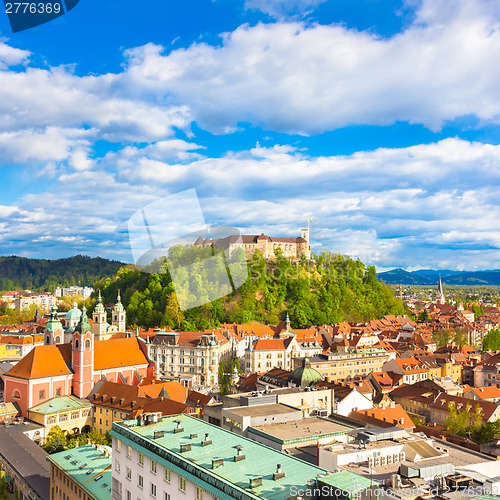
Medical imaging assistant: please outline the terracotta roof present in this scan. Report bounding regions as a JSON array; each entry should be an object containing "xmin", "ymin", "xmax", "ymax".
[
  {"xmin": 186, "ymin": 390, "xmax": 212, "ymax": 407},
  {"xmin": 94, "ymin": 337, "xmax": 149, "ymax": 370},
  {"xmin": 349, "ymin": 404, "xmax": 413, "ymax": 429},
  {"xmin": 129, "ymin": 397, "xmax": 188, "ymax": 417},
  {"xmin": 238, "ymin": 373, "xmax": 258, "ymax": 392},
  {"xmin": 466, "ymin": 386, "xmax": 500, "ymax": 400},
  {"xmin": 253, "ymin": 338, "xmax": 287, "ymax": 351},
  {"xmin": 5, "ymin": 345, "xmax": 72, "ymax": 379}
]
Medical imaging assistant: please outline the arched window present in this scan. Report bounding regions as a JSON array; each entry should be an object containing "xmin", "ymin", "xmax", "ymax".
[
  {"xmin": 46, "ymin": 336, "xmax": 50, "ymax": 344},
  {"xmin": 85, "ymin": 339, "xmax": 91, "ymax": 349},
  {"xmin": 55, "ymin": 336, "xmax": 61, "ymax": 344},
  {"xmin": 11, "ymin": 389, "xmax": 21, "ymax": 400},
  {"xmin": 74, "ymin": 339, "xmax": 79, "ymax": 349}
]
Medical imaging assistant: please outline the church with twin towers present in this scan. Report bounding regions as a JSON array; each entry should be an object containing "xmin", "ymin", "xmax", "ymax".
[{"xmin": 45, "ymin": 292, "xmax": 126, "ymax": 346}]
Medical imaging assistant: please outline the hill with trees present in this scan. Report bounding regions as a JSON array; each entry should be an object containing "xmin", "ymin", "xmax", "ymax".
[
  {"xmin": 92, "ymin": 248, "xmax": 404, "ymax": 331},
  {"xmin": 0, "ymin": 255, "xmax": 125, "ymax": 292}
]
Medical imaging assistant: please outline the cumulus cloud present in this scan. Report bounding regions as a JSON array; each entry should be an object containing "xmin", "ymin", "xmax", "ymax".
[
  {"xmin": 2, "ymin": 137, "xmax": 500, "ymax": 270},
  {"xmin": 0, "ymin": 41, "xmax": 30, "ymax": 68},
  {"xmin": 122, "ymin": 0, "xmax": 500, "ymax": 134}
]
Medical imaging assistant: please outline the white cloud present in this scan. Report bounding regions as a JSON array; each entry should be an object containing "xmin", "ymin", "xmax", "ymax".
[
  {"xmin": 2, "ymin": 137, "xmax": 500, "ymax": 269},
  {"xmin": 244, "ymin": 0, "xmax": 327, "ymax": 18},
  {"xmin": 0, "ymin": 41, "xmax": 30, "ymax": 68},
  {"xmin": 123, "ymin": 1, "xmax": 500, "ymax": 133}
]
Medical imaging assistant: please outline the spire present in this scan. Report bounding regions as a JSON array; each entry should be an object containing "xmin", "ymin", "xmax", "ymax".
[
  {"xmin": 117, "ymin": 290, "xmax": 122, "ymax": 305},
  {"xmin": 95, "ymin": 291, "xmax": 105, "ymax": 312},
  {"xmin": 75, "ymin": 302, "xmax": 91, "ymax": 335},
  {"xmin": 285, "ymin": 313, "xmax": 290, "ymax": 332}
]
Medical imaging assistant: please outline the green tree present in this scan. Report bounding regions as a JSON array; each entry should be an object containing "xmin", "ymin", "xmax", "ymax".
[
  {"xmin": 43, "ymin": 425, "xmax": 66, "ymax": 454},
  {"xmin": 453, "ymin": 327, "xmax": 468, "ymax": 348},
  {"xmin": 433, "ymin": 328, "xmax": 454, "ymax": 348},
  {"xmin": 417, "ymin": 309, "xmax": 430, "ymax": 322},
  {"xmin": 0, "ymin": 475, "xmax": 8, "ymax": 500},
  {"xmin": 483, "ymin": 327, "xmax": 500, "ymax": 351}
]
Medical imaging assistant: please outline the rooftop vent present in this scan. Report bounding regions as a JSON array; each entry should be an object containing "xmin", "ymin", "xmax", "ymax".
[
  {"xmin": 234, "ymin": 445, "xmax": 245, "ymax": 462},
  {"xmin": 212, "ymin": 458, "xmax": 224, "ymax": 469},
  {"xmin": 154, "ymin": 431, "xmax": 164, "ymax": 439},
  {"xmin": 202, "ymin": 433, "xmax": 212, "ymax": 447},
  {"xmin": 190, "ymin": 434, "xmax": 198, "ymax": 439},
  {"xmin": 180, "ymin": 444, "xmax": 192, "ymax": 453},
  {"xmin": 174, "ymin": 420, "xmax": 184, "ymax": 434},
  {"xmin": 273, "ymin": 464, "xmax": 285, "ymax": 481},
  {"xmin": 249, "ymin": 477, "xmax": 263, "ymax": 489}
]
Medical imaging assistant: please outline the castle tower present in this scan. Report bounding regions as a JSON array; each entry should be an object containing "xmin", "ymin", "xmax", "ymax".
[
  {"xmin": 92, "ymin": 292, "xmax": 108, "ymax": 340},
  {"xmin": 112, "ymin": 291, "xmax": 126, "ymax": 332},
  {"xmin": 44, "ymin": 305, "xmax": 64, "ymax": 345},
  {"xmin": 301, "ymin": 227, "xmax": 309, "ymax": 243},
  {"xmin": 72, "ymin": 304, "xmax": 94, "ymax": 398},
  {"xmin": 437, "ymin": 277, "xmax": 445, "ymax": 305}
]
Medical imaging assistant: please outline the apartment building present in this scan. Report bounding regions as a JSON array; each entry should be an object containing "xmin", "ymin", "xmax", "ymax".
[
  {"xmin": 245, "ymin": 335, "xmax": 322, "ymax": 373},
  {"xmin": 291, "ymin": 348, "xmax": 391, "ymax": 383},
  {"xmin": 149, "ymin": 331, "xmax": 234, "ymax": 388},
  {"xmin": 110, "ymin": 413, "xmax": 371, "ymax": 500}
]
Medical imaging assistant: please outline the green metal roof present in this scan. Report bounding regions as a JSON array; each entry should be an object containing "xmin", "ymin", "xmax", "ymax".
[
  {"xmin": 65, "ymin": 303, "xmax": 82, "ymax": 320},
  {"xmin": 28, "ymin": 395, "xmax": 91, "ymax": 415},
  {"xmin": 0, "ymin": 402, "xmax": 19, "ymax": 417},
  {"xmin": 47, "ymin": 444, "xmax": 112, "ymax": 500},
  {"xmin": 111, "ymin": 415, "xmax": 369, "ymax": 500},
  {"xmin": 317, "ymin": 470, "xmax": 374, "ymax": 494}
]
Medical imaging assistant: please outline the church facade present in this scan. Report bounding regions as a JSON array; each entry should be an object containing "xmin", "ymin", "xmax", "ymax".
[{"xmin": 4, "ymin": 303, "xmax": 155, "ymax": 417}]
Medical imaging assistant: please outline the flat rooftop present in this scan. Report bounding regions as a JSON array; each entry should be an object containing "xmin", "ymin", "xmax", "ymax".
[
  {"xmin": 112, "ymin": 414, "xmax": 369, "ymax": 500},
  {"xmin": 249, "ymin": 417, "xmax": 354, "ymax": 443},
  {"xmin": 224, "ymin": 403, "xmax": 299, "ymax": 418}
]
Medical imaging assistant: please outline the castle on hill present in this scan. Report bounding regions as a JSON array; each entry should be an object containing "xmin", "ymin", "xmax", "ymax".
[{"xmin": 194, "ymin": 228, "xmax": 311, "ymax": 260}]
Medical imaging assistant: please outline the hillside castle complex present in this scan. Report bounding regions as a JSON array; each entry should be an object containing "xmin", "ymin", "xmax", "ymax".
[{"xmin": 194, "ymin": 228, "xmax": 311, "ymax": 260}]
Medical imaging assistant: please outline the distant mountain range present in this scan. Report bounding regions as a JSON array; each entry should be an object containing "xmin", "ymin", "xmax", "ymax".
[{"xmin": 378, "ymin": 268, "xmax": 500, "ymax": 286}]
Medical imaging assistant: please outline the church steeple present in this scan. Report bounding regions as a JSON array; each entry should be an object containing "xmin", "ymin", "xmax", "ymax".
[
  {"xmin": 112, "ymin": 291, "xmax": 126, "ymax": 332},
  {"xmin": 44, "ymin": 305, "xmax": 64, "ymax": 345},
  {"xmin": 285, "ymin": 313, "xmax": 290, "ymax": 332},
  {"xmin": 92, "ymin": 291, "xmax": 108, "ymax": 340},
  {"xmin": 437, "ymin": 277, "xmax": 445, "ymax": 305},
  {"xmin": 72, "ymin": 302, "xmax": 94, "ymax": 398}
]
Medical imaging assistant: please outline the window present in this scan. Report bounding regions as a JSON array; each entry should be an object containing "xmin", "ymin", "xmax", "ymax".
[
  {"xmin": 116, "ymin": 440, "xmax": 121, "ymax": 451},
  {"xmin": 138, "ymin": 453, "xmax": 144, "ymax": 465},
  {"xmin": 71, "ymin": 411, "xmax": 79, "ymax": 420},
  {"xmin": 126, "ymin": 491, "xmax": 131, "ymax": 500},
  {"xmin": 39, "ymin": 390, "xmax": 45, "ymax": 400},
  {"xmin": 59, "ymin": 414, "xmax": 68, "ymax": 422},
  {"xmin": 115, "ymin": 460, "xmax": 120, "ymax": 472},
  {"xmin": 151, "ymin": 483, "xmax": 157, "ymax": 497},
  {"xmin": 151, "ymin": 460, "xmax": 157, "ymax": 473},
  {"xmin": 85, "ymin": 339, "xmax": 91, "ymax": 349},
  {"xmin": 126, "ymin": 467, "xmax": 131, "ymax": 480},
  {"xmin": 127, "ymin": 445, "xmax": 132, "ymax": 458},
  {"xmin": 56, "ymin": 388, "xmax": 61, "ymax": 396},
  {"xmin": 179, "ymin": 477, "xmax": 186, "ymax": 492},
  {"xmin": 165, "ymin": 468, "xmax": 171, "ymax": 482},
  {"xmin": 138, "ymin": 475, "xmax": 143, "ymax": 488},
  {"xmin": 196, "ymin": 487, "xmax": 203, "ymax": 500},
  {"xmin": 164, "ymin": 494, "xmax": 170, "ymax": 500}
]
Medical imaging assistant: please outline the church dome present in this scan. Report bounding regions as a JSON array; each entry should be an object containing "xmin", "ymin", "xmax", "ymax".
[
  {"xmin": 65, "ymin": 302, "xmax": 82, "ymax": 320},
  {"xmin": 288, "ymin": 358, "xmax": 323, "ymax": 387}
]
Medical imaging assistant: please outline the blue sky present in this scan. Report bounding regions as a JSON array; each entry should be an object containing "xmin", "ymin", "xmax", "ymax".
[{"xmin": 1, "ymin": 0, "xmax": 500, "ymax": 271}]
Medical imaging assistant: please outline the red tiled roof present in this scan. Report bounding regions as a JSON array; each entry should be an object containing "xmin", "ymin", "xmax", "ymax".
[{"xmin": 5, "ymin": 345, "xmax": 72, "ymax": 379}]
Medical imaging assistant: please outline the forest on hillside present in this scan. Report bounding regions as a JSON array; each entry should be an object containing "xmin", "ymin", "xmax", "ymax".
[
  {"xmin": 0, "ymin": 255, "xmax": 124, "ymax": 292},
  {"xmin": 92, "ymin": 248, "xmax": 404, "ymax": 331}
]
